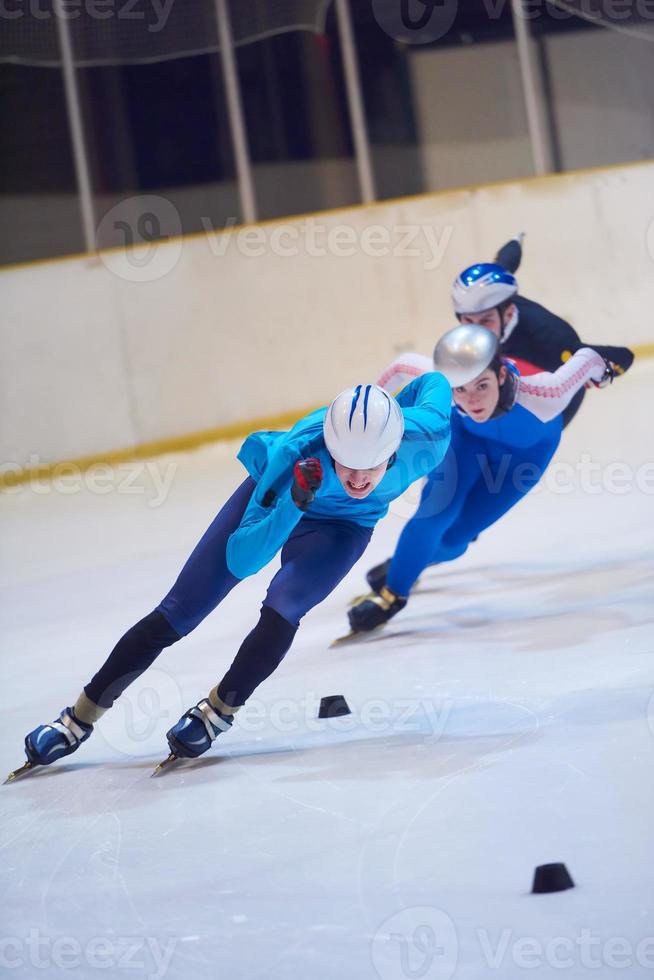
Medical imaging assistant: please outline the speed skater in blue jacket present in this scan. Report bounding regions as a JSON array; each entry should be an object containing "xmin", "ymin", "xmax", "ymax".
[
  {"xmin": 12, "ymin": 373, "xmax": 450, "ymax": 778},
  {"xmin": 348, "ymin": 324, "xmax": 616, "ymax": 634}
]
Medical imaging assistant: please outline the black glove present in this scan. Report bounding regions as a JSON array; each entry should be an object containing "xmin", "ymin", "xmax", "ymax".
[
  {"xmin": 590, "ymin": 359, "xmax": 616, "ymax": 389},
  {"xmin": 291, "ymin": 458, "xmax": 323, "ymax": 511}
]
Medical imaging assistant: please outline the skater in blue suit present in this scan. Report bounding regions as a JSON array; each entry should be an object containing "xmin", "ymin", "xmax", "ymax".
[
  {"xmin": 348, "ymin": 324, "xmax": 616, "ymax": 633},
  {"xmin": 14, "ymin": 375, "xmax": 451, "ymax": 777}
]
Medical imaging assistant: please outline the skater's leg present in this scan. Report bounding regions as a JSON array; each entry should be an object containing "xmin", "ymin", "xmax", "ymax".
[
  {"xmin": 156, "ymin": 476, "xmax": 256, "ymax": 635},
  {"xmin": 81, "ymin": 611, "xmax": 182, "ymax": 714},
  {"xmin": 19, "ymin": 478, "xmax": 258, "ymax": 769},
  {"xmin": 75, "ymin": 477, "xmax": 256, "ymax": 721},
  {"xmin": 385, "ymin": 443, "xmax": 481, "ymax": 596},
  {"xmin": 166, "ymin": 519, "xmax": 372, "ymax": 758},
  {"xmin": 264, "ymin": 518, "xmax": 373, "ymax": 627},
  {"xmin": 211, "ymin": 606, "xmax": 298, "ymax": 713},
  {"xmin": 441, "ymin": 443, "xmax": 558, "ymax": 550},
  {"xmin": 214, "ymin": 519, "xmax": 372, "ymax": 708},
  {"xmin": 349, "ymin": 441, "xmax": 482, "ymax": 632}
]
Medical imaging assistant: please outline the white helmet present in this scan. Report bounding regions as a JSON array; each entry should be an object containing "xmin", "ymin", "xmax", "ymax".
[
  {"xmin": 451, "ymin": 263, "xmax": 518, "ymax": 315},
  {"xmin": 433, "ymin": 324, "xmax": 499, "ymax": 387},
  {"xmin": 323, "ymin": 384, "xmax": 404, "ymax": 469}
]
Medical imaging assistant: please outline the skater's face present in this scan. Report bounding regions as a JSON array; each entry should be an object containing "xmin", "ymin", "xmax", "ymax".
[
  {"xmin": 458, "ymin": 303, "xmax": 516, "ymax": 338},
  {"xmin": 335, "ymin": 461, "xmax": 388, "ymax": 498},
  {"xmin": 453, "ymin": 366, "xmax": 507, "ymax": 422}
]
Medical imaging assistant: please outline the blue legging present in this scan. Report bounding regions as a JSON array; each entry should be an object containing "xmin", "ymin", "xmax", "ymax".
[
  {"xmin": 86, "ymin": 478, "xmax": 371, "ymax": 710},
  {"xmin": 387, "ymin": 434, "xmax": 559, "ymax": 597},
  {"xmin": 157, "ymin": 477, "xmax": 371, "ymax": 633}
]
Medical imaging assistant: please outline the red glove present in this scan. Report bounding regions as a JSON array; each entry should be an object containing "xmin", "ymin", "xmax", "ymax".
[{"xmin": 291, "ymin": 458, "xmax": 323, "ymax": 511}]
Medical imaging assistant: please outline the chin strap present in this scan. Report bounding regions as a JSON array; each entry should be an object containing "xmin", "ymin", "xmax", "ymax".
[{"xmin": 500, "ymin": 305, "xmax": 520, "ymax": 343}]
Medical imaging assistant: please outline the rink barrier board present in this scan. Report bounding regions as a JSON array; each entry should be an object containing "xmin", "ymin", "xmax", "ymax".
[
  {"xmin": 1, "ymin": 157, "xmax": 652, "ymax": 274},
  {"xmin": 0, "ymin": 405, "xmax": 313, "ymax": 490},
  {"xmin": 2, "ymin": 343, "xmax": 653, "ymax": 491},
  {"xmin": 3, "ymin": 159, "xmax": 653, "ymax": 471}
]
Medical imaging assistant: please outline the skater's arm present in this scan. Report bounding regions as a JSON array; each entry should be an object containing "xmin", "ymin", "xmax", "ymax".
[
  {"xmin": 495, "ymin": 233, "xmax": 524, "ymax": 273},
  {"xmin": 396, "ymin": 371, "xmax": 452, "ymax": 471},
  {"xmin": 580, "ymin": 343, "xmax": 634, "ymax": 375},
  {"xmin": 376, "ymin": 352, "xmax": 433, "ymax": 394},
  {"xmin": 226, "ymin": 444, "xmax": 305, "ymax": 579},
  {"xmin": 516, "ymin": 348, "xmax": 608, "ymax": 423}
]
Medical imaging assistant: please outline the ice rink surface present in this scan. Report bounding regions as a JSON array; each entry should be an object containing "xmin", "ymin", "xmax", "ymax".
[{"xmin": 2, "ymin": 361, "xmax": 654, "ymax": 979}]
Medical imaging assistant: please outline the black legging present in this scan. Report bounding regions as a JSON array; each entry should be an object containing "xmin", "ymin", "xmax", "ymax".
[{"xmin": 85, "ymin": 606, "xmax": 297, "ymax": 712}]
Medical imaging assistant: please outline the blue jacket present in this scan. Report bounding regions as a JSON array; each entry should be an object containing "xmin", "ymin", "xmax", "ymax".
[
  {"xmin": 457, "ymin": 403, "xmax": 562, "ymax": 454},
  {"xmin": 226, "ymin": 372, "xmax": 451, "ymax": 578}
]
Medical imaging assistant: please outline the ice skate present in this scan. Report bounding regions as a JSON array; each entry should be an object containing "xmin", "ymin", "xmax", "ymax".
[
  {"xmin": 6, "ymin": 708, "xmax": 93, "ymax": 782},
  {"xmin": 365, "ymin": 558, "xmax": 391, "ymax": 595},
  {"xmin": 152, "ymin": 699, "xmax": 233, "ymax": 775},
  {"xmin": 348, "ymin": 586, "xmax": 407, "ymax": 633}
]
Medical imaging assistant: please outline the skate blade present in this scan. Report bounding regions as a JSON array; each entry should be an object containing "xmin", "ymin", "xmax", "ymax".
[
  {"xmin": 330, "ymin": 631, "xmax": 360, "ymax": 647},
  {"xmin": 4, "ymin": 761, "xmax": 35, "ymax": 784},
  {"xmin": 349, "ymin": 577, "xmax": 422, "ymax": 608},
  {"xmin": 151, "ymin": 753, "xmax": 180, "ymax": 777},
  {"xmin": 330, "ymin": 626, "xmax": 384, "ymax": 648}
]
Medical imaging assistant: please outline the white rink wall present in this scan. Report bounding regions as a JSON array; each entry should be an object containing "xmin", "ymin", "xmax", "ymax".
[{"xmin": 2, "ymin": 161, "xmax": 654, "ymax": 468}]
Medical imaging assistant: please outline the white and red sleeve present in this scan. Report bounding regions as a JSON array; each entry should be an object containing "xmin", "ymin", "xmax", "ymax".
[
  {"xmin": 516, "ymin": 348, "xmax": 607, "ymax": 423},
  {"xmin": 376, "ymin": 351, "xmax": 433, "ymax": 394}
]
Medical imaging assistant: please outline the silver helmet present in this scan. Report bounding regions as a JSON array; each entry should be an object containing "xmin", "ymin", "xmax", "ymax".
[{"xmin": 433, "ymin": 324, "xmax": 499, "ymax": 387}]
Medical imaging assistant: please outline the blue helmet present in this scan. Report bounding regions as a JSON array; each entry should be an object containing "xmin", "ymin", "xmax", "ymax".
[{"xmin": 451, "ymin": 263, "xmax": 518, "ymax": 315}]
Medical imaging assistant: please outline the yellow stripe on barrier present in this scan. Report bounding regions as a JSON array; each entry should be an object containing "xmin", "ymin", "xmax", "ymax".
[
  {"xmin": 0, "ymin": 406, "xmax": 313, "ymax": 490},
  {"xmin": 2, "ymin": 343, "xmax": 653, "ymax": 491}
]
